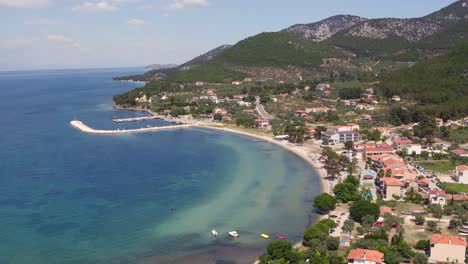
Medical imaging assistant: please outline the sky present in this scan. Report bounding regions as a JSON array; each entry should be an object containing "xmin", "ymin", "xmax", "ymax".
[{"xmin": 0, "ymin": 0, "xmax": 458, "ymax": 71}]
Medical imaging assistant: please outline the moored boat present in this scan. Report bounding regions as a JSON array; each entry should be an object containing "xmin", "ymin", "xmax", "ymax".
[
  {"xmin": 276, "ymin": 234, "xmax": 286, "ymax": 239},
  {"xmin": 260, "ymin": 233, "xmax": 269, "ymax": 239},
  {"xmin": 228, "ymin": 231, "xmax": 239, "ymax": 238},
  {"xmin": 211, "ymin": 229, "xmax": 218, "ymax": 237}
]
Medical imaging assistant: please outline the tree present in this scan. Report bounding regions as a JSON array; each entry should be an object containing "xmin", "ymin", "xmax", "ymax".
[
  {"xmin": 426, "ymin": 220, "xmax": 439, "ymax": 232},
  {"xmin": 429, "ymin": 204, "xmax": 443, "ymax": 220},
  {"xmin": 414, "ymin": 214, "xmax": 425, "ymax": 225},
  {"xmin": 385, "ymin": 169, "xmax": 393, "ymax": 177},
  {"xmin": 314, "ymin": 126, "xmax": 327, "ymax": 139},
  {"xmin": 343, "ymin": 175, "xmax": 360, "ymax": 187},
  {"xmin": 350, "ymin": 200, "xmax": 379, "ymax": 223},
  {"xmin": 342, "ymin": 219, "xmax": 355, "ymax": 233},
  {"xmin": 362, "ymin": 214, "xmax": 376, "ymax": 232},
  {"xmin": 313, "ymin": 193, "xmax": 337, "ymax": 212},
  {"xmin": 344, "ymin": 141, "xmax": 354, "ymax": 153},
  {"xmin": 448, "ymin": 219, "xmax": 462, "ymax": 230},
  {"xmin": 414, "ymin": 239, "xmax": 429, "ymax": 250},
  {"xmin": 413, "ymin": 253, "xmax": 428, "ymax": 264},
  {"xmin": 333, "ymin": 182, "xmax": 359, "ymax": 202},
  {"xmin": 260, "ymin": 240, "xmax": 299, "ymax": 263},
  {"xmin": 326, "ymin": 236, "xmax": 340, "ymax": 250},
  {"xmin": 213, "ymin": 113, "xmax": 223, "ymax": 121}
]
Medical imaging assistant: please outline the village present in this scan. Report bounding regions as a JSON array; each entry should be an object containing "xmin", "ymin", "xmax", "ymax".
[{"xmin": 130, "ymin": 79, "xmax": 468, "ymax": 264}]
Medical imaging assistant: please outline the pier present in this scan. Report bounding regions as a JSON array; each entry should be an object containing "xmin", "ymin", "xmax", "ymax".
[
  {"xmin": 112, "ymin": 116, "xmax": 159, "ymax": 123},
  {"xmin": 70, "ymin": 120, "xmax": 194, "ymax": 134}
]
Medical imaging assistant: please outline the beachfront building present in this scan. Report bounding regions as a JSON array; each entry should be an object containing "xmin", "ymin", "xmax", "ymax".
[
  {"xmin": 322, "ymin": 130, "xmax": 361, "ymax": 144},
  {"xmin": 455, "ymin": 165, "xmax": 468, "ymax": 184},
  {"xmin": 255, "ymin": 118, "xmax": 270, "ymax": 129},
  {"xmin": 379, "ymin": 177, "xmax": 404, "ymax": 200},
  {"xmin": 373, "ymin": 155, "xmax": 412, "ymax": 179},
  {"xmin": 360, "ymin": 143, "xmax": 395, "ymax": 160},
  {"xmin": 429, "ymin": 234, "xmax": 467, "ymax": 264},
  {"xmin": 347, "ymin": 248, "xmax": 384, "ymax": 264}
]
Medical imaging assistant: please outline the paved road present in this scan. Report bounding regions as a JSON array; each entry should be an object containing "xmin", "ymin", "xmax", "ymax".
[{"xmin": 255, "ymin": 98, "xmax": 274, "ymax": 119}]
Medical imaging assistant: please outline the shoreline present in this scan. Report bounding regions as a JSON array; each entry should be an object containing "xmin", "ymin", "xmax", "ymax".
[{"xmin": 111, "ymin": 105, "xmax": 330, "ymax": 194}]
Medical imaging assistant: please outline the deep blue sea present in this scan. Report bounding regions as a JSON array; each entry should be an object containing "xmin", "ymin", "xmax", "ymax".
[{"xmin": 0, "ymin": 68, "xmax": 321, "ymax": 264}]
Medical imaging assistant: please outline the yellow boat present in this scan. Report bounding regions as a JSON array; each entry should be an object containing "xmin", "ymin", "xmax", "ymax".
[{"xmin": 260, "ymin": 234, "xmax": 270, "ymax": 239}]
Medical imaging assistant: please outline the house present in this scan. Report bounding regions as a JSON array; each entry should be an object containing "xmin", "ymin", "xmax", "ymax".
[
  {"xmin": 306, "ymin": 107, "xmax": 333, "ymax": 113},
  {"xmin": 323, "ymin": 90, "xmax": 332, "ymax": 96},
  {"xmin": 405, "ymin": 144, "xmax": 422, "ymax": 156},
  {"xmin": 307, "ymin": 126, "xmax": 315, "ymax": 134},
  {"xmin": 294, "ymin": 110, "xmax": 307, "ymax": 117},
  {"xmin": 322, "ymin": 130, "xmax": 361, "ymax": 144},
  {"xmin": 379, "ymin": 177, "xmax": 404, "ymax": 200},
  {"xmin": 379, "ymin": 206, "xmax": 393, "ymax": 217},
  {"xmin": 391, "ymin": 95, "xmax": 401, "ymax": 102},
  {"xmin": 255, "ymin": 118, "xmax": 270, "ymax": 129},
  {"xmin": 451, "ymin": 148, "xmax": 468, "ymax": 157},
  {"xmin": 222, "ymin": 116, "xmax": 232, "ymax": 123},
  {"xmin": 375, "ymin": 155, "xmax": 411, "ymax": 179},
  {"xmin": 213, "ymin": 108, "xmax": 228, "ymax": 116},
  {"xmin": 316, "ymin": 83, "xmax": 331, "ymax": 91},
  {"xmin": 242, "ymin": 109, "xmax": 255, "ymax": 115},
  {"xmin": 429, "ymin": 234, "xmax": 467, "ymax": 264},
  {"xmin": 392, "ymin": 138, "xmax": 413, "ymax": 150},
  {"xmin": 455, "ymin": 165, "xmax": 468, "ymax": 184},
  {"xmin": 232, "ymin": 81, "xmax": 242, "ymax": 85},
  {"xmin": 366, "ymin": 87, "xmax": 374, "ymax": 94},
  {"xmin": 356, "ymin": 104, "xmax": 375, "ymax": 111},
  {"xmin": 334, "ymin": 124, "xmax": 360, "ymax": 132},
  {"xmin": 418, "ymin": 178, "xmax": 430, "ymax": 188},
  {"xmin": 362, "ymin": 144, "xmax": 395, "ymax": 160},
  {"xmin": 435, "ymin": 118, "xmax": 444, "ymax": 127},
  {"xmin": 195, "ymin": 81, "xmax": 204, "ymax": 86},
  {"xmin": 347, "ymin": 249, "xmax": 384, "ymax": 264},
  {"xmin": 361, "ymin": 114, "xmax": 372, "ymax": 121},
  {"xmin": 428, "ymin": 190, "xmax": 448, "ymax": 206}
]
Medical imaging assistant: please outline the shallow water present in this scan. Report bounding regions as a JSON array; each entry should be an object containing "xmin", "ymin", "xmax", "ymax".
[{"xmin": 0, "ymin": 68, "xmax": 321, "ymax": 264}]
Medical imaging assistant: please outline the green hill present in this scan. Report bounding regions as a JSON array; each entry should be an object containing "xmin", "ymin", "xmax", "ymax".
[
  {"xmin": 378, "ymin": 44, "xmax": 468, "ymax": 118},
  {"xmin": 211, "ymin": 32, "xmax": 342, "ymax": 68},
  {"xmin": 165, "ymin": 63, "xmax": 247, "ymax": 83}
]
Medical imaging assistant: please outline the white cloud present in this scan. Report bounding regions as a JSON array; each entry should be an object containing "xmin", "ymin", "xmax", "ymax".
[
  {"xmin": 0, "ymin": 0, "xmax": 50, "ymax": 8},
  {"xmin": 72, "ymin": 1, "xmax": 117, "ymax": 12},
  {"xmin": 127, "ymin": 18, "xmax": 145, "ymax": 25},
  {"xmin": 164, "ymin": 0, "xmax": 209, "ymax": 10},
  {"xmin": 0, "ymin": 37, "xmax": 39, "ymax": 48},
  {"xmin": 46, "ymin": 34, "xmax": 81, "ymax": 49}
]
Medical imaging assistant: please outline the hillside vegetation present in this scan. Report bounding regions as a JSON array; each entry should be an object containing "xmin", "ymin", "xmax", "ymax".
[
  {"xmin": 378, "ymin": 44, "xmax": 468, "ymax": 118},
  {"xmin": 212, "ymin": 32, "xmax": 343, "ymax": 68}
]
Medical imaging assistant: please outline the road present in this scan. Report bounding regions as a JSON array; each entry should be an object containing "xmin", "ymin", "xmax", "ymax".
[{"xmin": 255, "ymin": 98, "xmax": 274, "ymax": 119}]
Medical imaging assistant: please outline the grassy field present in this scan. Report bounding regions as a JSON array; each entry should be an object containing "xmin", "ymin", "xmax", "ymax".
[
  {"xmin": 416, "ymin": 160, "xmax": 455, "ymax": 174},
  {"xmin": 442, "ymin": 183, "xmax": 468, "ymax": 194}
]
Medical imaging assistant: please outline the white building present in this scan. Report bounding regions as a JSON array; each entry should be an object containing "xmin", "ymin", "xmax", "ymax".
[
  {"xmin": 455, "ymin": 165, "xmax": 468, "ymax": 184},
  {"xmin": 322, "ymin": 130, "xmax": 361, "ymax": 144},
  {"xmin": 405, "ymin": 144, "xmax": 422, "ymax": 156},
  {"xmin": 347, "ymin": 249, "xmax": 384, "ymax": 264}
]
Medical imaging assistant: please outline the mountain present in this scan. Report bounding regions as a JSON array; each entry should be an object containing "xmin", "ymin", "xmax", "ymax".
[
  {"xmin": 326, "ymin": 0, "xmax": 468, "ymax": 57},
  {"xmin": 283, "ymin": 15, "xmax": 367, "ymax": 42},
  {"xmin": 179, "ymin": 44, "xmax": 232, "ymax": 70},
  {"xmin": 378, "ymin": 44, "xmax": 468, "ymax": 118},
  {"xmin": 144, "ymin": 64, "xmax": 178, "ymax": 70}
]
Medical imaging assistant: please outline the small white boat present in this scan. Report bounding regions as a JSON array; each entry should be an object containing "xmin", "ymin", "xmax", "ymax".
[
  {"xmin": 228, "ymin": 231, "xmax": 239, "ymax": 238},
  {"xmin": 211, "ymin": 229, "xmax": 218, "ymax": 237}
]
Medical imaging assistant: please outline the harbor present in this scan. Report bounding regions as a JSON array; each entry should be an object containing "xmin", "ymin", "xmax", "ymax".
[
  {"xmin": 70, "ymin": 120, "xmax": 194, "ymax": 134},
  {"xmin": 112, "ymin": 116, "xmax": 160, "ymax": 123}
]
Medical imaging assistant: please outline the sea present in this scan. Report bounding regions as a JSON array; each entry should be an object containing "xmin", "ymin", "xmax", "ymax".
[{"xmin": 0, "ymin": 68, "xmax": 321, "ymax": 264}]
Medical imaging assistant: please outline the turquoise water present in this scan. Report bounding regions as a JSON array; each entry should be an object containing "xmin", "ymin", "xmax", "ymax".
[{"xmin": 0, "ymin": 69, "xmax": 321, "ymax": 264}]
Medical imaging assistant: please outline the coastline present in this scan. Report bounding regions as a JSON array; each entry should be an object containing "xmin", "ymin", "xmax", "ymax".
[{"xmin": 111, "ymin": 105, "xmax": 330, "ymax": 195}]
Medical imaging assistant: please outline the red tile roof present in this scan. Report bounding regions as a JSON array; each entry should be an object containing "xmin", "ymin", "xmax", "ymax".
[
  {"xmin": 393, "ymin": 139, "xmax": 412, "ymax": 145},
  {"xmin": 451, "ymin": 149, "xmax": 468, "ymax": 155},
  {"xmin": 456, "ymin": 165, "xmax": 468, "ymax": 172},
  {"xmin": 430, "ymin": 234, "xmax": 467, "ymax": 247},
  {"xmin": 347, "ymin": 249, "xmax": 384, "ymax": 264},
  {"xmin": 418, "ymin": 179, "xmax": 430, "ymax": 185},
  {"xmin": 380, "ymin": 206, "xmax": 393, "ymax": 216},
  {"xmin": 379, "ymin": 177, "xmax": 404, "ymax": 186},
  {"xmin": 255, "ymin": 118, "xmax": 269, "ymax": 123}
]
